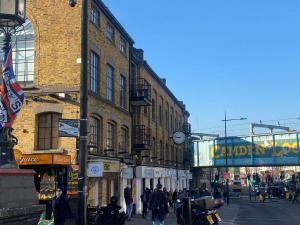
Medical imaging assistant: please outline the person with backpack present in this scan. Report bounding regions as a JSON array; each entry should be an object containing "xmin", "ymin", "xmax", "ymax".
[
  {"xmin": 140, "ymin": 187, "xmax": 151, "ymax": 218},
  {"xmin": 149, "ymin": 183, "xmax": 169, "ymax": 225}
]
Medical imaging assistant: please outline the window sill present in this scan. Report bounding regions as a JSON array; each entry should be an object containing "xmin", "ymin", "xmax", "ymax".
[
  {"xmin": 33, "ymin": 148, "xmax": 63, "ymax": 153},
  {"xmin": 106, "ymin": 37, "xmax": 116, "ymax": 46},
  {"xmin": 90, "ymin": 20, "xmax": 101, "ymax": 32},
  {"xmin": 88, "ymin": 91, "xmax": 130, "ymax": 115}
]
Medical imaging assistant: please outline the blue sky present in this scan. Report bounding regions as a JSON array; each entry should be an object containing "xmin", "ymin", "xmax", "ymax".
[{"xmin": 104, "ymin": 0, "xmax": 300, "ymax": 136}]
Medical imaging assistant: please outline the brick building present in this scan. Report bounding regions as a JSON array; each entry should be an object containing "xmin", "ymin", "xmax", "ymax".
[
  {"xmin": 130, "ymin": 48, "xmax": 191, "ymax": 213},
  {"xmin": 5, "ymin": 0, "xmax": 191, "ymax": 214}
]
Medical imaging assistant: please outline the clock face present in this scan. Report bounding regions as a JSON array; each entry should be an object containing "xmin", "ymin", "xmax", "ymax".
[{"xmin": 172, "ymin": 131, "xmax": 186, "ymax": 144}]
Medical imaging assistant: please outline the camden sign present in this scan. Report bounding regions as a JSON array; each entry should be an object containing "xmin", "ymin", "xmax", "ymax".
[{"xmin": 193, "ymin": 132, "xmax": 300, "ymax": 167}]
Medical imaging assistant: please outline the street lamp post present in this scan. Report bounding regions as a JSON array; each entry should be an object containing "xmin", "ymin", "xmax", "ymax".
[
  {"xmin": 172, "ymin": 131, "xmax": 186, "ymax": 190},
  {"xmin": 0, "ymin": 0, "xmax": 26, "ymax": 168},
  {"xmin": 77, "ymin": 0, "xmax": 88, "ymax": 225},
  {"xmin": 222, "ymin": 113, "xmax": 246, "ymax": 206}
]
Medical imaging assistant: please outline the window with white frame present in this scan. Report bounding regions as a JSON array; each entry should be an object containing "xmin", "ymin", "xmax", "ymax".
[
  {"xmin": 1, "ymin": 19, "xmax": 35, "ymax": 87},
  {"xmin": 106, "ymin": 64, "xmax": 114, "ymax": 101},
  {"xmin": 119, "ymin": 37, "xmax": 126, "ymax": 54},
  {"xmin": 90, "ymin": 51, "xmax": 99, "ymax": 93},
  {"xmin": 89, "ymin": 117, "xmax": 100, "ymax": 153},
  {"xmin": 106, "ymin": 23, "xmax": 115, "ymax": 41},
  {"xmin": 107, "ymin": 122, "xmax": 115, "ymax": 150},
  {"xmin": 120, "ymin": 75, "xmax": 126, "ymax": 108},
  {"xmin": 91, "ymin": 4, "xmax": 100, "ymax": 26}
]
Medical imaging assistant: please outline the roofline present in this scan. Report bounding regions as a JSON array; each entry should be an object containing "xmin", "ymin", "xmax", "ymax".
[
  {"xmin": 95, "ymin": 0, "xmax": 135, "ymax": 45},
  {"xmin": 143, "ymin": 60, "xmax": 186, "ymax": 113}
]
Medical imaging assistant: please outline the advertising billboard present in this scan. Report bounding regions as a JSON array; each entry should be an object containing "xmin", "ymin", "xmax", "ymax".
[{"xmin": 193, "ymin": 132, "xmax": 300, "ymax": 167}]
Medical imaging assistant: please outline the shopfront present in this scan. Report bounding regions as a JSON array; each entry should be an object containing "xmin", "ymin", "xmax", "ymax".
[
  {"xmin": 14, "ymin": 150, "xmax": 71, "ymax": 199},
  {"xmin": 134, "ymin": 166, "xmax": 191, "ymax": 214},
  {"xmin": 14, "ymin": 149, "xmax": 71, "ymax": 213},
  {"xmin": 87, "ymin": 159, "xmax": 121, "ymax": 207}
]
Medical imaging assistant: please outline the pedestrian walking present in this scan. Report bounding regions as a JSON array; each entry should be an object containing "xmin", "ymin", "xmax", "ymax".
[
  {"xmin": 167, "ymin": 189, "xmax": 173, "ymax": 208},
  {"xmin": 52, "ymin": 187, "xmax": 73, "ymax": 225},
  {"xmin": 172, "ymin": 189, "xmax": 178, "ymax": 210},
  {"xmin": 292, "ymin": 179, "xmax": 300, "ymax": 204},
  {"xmin": 124, "ymin": 185, "xmax": 133, "ymax": 221},
  {"xmin": 149, "ymin": 183, "xmax": 169, "ymax": 225},
  {"xmin": 141, "ymin": 187, "xmax": 151, "ymax": 218}
]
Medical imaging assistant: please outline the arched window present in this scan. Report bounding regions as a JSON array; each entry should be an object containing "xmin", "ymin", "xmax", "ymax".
[
  {"xmin": 152, "ymin": 99, "xmax": 156, "ymax": 121},
  {"xmin": 120, "ymin": 126, "xmax": 128, "ymax": 154},
  {"xmin": 37, "ymin": 112, "xmax": 61, "ymax": 150},
  {"xmin": 159, "ymin": 140, "xmax": 163, "ymax": 161},
  {"xmin": 165, "ymin": 143, "xmax": 169, "ymax": 162},
  {"xmin": 89, "ymin": 116, "xmax": 101, "ymax": 154},
  {"xmin": 12, "ymin": 19, "xmax": 35, "ymax": 86},
  {"xmin": 152, "ymin": 137, "xmax": 156, "ymax": 159},
  {"xmin": 106, "ymin": 121, "xmax": 116, "ymax": 156}
]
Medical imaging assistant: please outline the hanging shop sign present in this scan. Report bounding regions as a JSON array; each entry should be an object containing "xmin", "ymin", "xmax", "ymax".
[
  {"xmin": 136, "ymin": 166, "xmax": 155, "ymax": 178},
  {"xmin": 122, "ymin": 168, "xmax": 133, "ymax": 179},
  {"xmin": 59, "ymin": 119, "xmax": 79, "ymax": 137},
  {"xmin": 102, "ymin": 161, "xmax": 120, "ymax": 173},
  {"xmin": 88, "ymin": 162, "xmax": 103, "ymax": 177}
]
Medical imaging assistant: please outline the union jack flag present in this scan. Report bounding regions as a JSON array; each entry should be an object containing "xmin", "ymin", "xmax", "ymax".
[{"xmin": 0, "ymin": 47, "xmax": 24, "ymax": 128}]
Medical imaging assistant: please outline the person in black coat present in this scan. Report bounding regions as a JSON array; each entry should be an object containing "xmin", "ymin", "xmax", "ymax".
[
  {"xmin": 140, "ymin": 187, "xmax": 151, "ymax": 218},
  {"xmin": 52, "ymin": 187, "xmax": 73, "ymax": 225},
  {"xmin": 149, "ymin": 184, "xmax": 169, "ymax": 225}
]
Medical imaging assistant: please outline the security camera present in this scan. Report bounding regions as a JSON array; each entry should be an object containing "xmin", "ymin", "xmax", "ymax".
[{"xmin": 69, "ymin": 0, "xmax": 77, "ymax": 7}]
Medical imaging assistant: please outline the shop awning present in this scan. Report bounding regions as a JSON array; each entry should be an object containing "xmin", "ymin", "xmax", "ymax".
[{"xmin": 14, "ymin": 149, "xmax": 71, "ymax": 166}]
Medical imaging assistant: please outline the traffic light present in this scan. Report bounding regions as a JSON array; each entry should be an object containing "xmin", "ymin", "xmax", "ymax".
[
  {"xmin": 253, "ymin": 174, "xmax": 257, "ymax": 184},
  {"xmin": 214, "ymin": 174, "xmax": 219, "ymax": 184},
  {"xmin": 247, "ymin": 174, "xmax": 251, "ymax": 183}
]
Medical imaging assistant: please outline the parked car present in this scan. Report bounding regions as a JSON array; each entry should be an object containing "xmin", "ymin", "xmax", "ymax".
[{"xmin": 232, "ymin": 180, "xmax": 242, "ymax": 192}]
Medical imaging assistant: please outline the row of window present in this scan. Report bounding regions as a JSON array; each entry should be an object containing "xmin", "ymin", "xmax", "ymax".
[
  {"xmin": 37, "ymin": 112, "xmax": 184, "ymax": 163},
  {"xmin": 150, "ymin": 139, "xmax": 183, "ymax": 163},
  {"xmin": 91, "ymin": 3, "xmax": 127, "ymax": 55},
  {"xmin": 148, "ymin": 99, "xmax": 183, "ymax": 133},
  {"xmin": 37, "ymin": 112, "xmax": 128, "ymax": 155},
  {"xmin": 89, "ymin": 116, "xmax": 129, "ymax": 155},
  {"xmin": 90, "ymin": 51, "xmax": 127, "ymax": 109}
]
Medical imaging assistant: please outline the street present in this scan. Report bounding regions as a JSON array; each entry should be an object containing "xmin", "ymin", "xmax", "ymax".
[
  {"xmin": 222, "ymin": 197, "xmax": 300, "ymax": 225},
  {"xmin": 126, "ymin": 197, "xmax": 300, "ymax": 225}
]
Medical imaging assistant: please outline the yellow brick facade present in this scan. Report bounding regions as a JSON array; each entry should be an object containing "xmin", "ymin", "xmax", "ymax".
[
  {"xmin": 14, "ymin": 0, "xmax": 133, "ymax": 161},
  {"xmin": 9, "ymin": 0, "xmax": 190, "ymax": 209}
]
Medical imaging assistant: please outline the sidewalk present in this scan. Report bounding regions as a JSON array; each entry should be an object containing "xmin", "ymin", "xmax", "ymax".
[
  {"xmin": 127, "ymin": 212, "xmax": 177, "ymax": 225},
  {"xmin": 126, "ymin": 204, "xmax": 239, "ymax": 225}
]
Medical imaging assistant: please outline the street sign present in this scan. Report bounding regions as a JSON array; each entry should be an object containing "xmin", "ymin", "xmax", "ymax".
[
  {"xmin": 224, "ymin": 172, "xmax": 230, "ymax": 180},
  {"xmin": 87, "ymin": 162, "xmax": 103, "ymax": 177},
  {"xmin": 59, "ymin": 119, "xmax": 79, "ymax": 137}
]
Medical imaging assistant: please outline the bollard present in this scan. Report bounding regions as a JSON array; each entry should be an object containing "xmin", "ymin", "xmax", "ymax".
[{"xmin": 182, "ymin": 197, "xmax": 191, "ymax": 225}]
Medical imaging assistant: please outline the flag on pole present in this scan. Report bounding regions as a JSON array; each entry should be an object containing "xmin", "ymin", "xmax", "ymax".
[{"xmin": 0, "ymin": 47, "xmax": 24, "ymax": 128}]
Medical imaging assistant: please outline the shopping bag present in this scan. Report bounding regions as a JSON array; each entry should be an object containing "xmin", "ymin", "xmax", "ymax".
[{"xmin": 38, "ymin": 211, "xmax": 54, "ymax": 225}]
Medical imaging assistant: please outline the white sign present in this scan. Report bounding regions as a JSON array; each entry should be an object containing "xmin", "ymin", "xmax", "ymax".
[
  {"xmin": 122, "ymin": 168, "xmax": 133, "ymax": 179},
  {"xmin": 144, "ymin": 168, "xmax": 155, "ymax": 178},
  {"xmin": 136, "ymin": 166, "xmax": 155, "ymax": 178},
  {"xmin": 88, "ymin": 162, "xmax": 103, "ymax": 177}
]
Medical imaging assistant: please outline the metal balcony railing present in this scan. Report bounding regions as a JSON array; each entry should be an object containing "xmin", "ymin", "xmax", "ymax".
[
  {"xmin": 132, "ymin": 125, "xmax": 151, "ymax": 150},
  {"xmin": 130, "ymin": 78, "xmax": 151, "ymax": 106}
]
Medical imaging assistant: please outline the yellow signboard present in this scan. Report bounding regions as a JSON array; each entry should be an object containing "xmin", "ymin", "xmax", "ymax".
[
  {"xmin": 14, "ymin": 149, "xmax": 71, "ymax": 165},
  {"xmin": 102, "ymin": 160, "xmax": 120, "ymax": 173}
]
